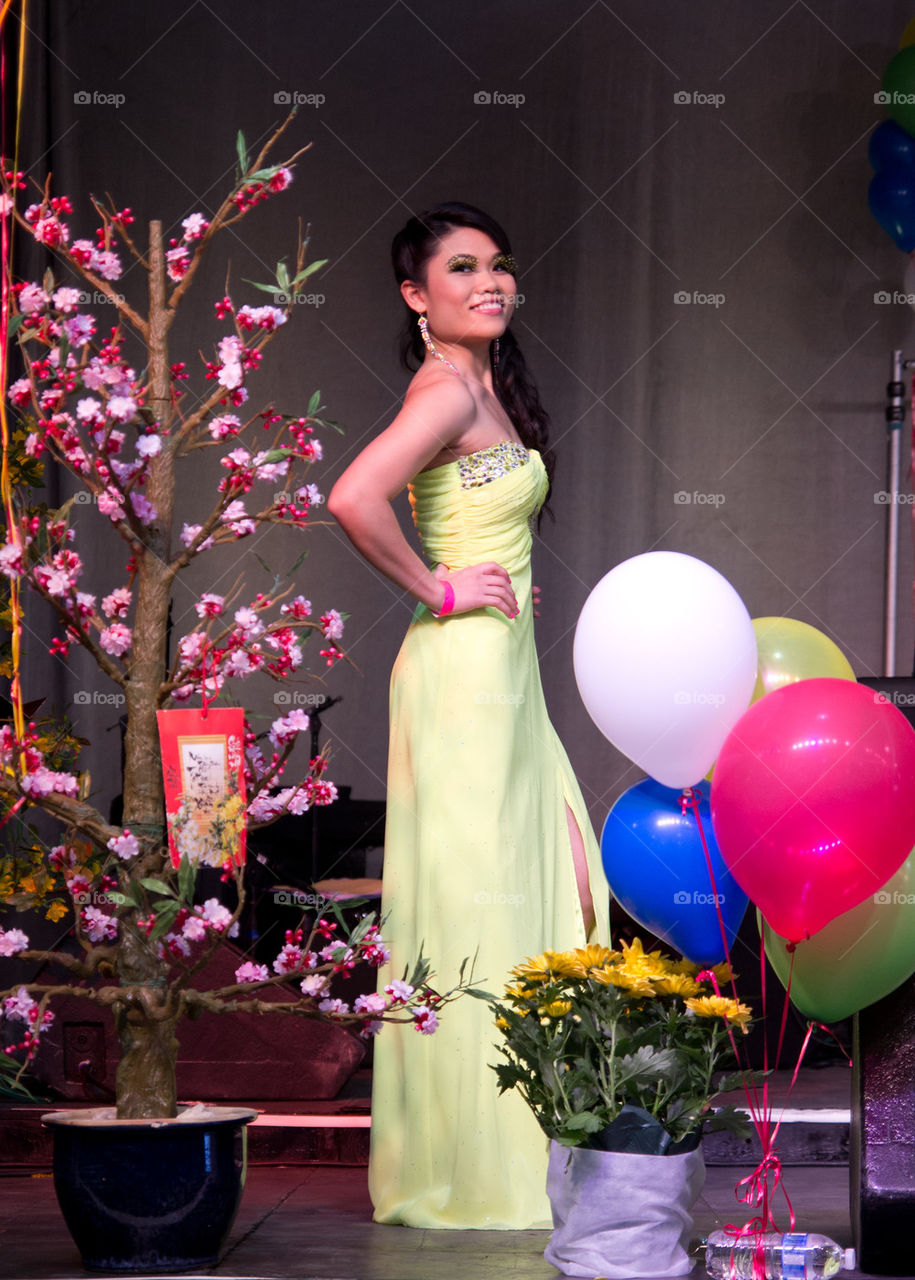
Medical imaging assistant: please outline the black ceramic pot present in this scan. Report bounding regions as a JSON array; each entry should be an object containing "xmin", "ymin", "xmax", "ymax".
[{"xmin": 42, "ymin": 1105, "xmax": 258, "ymax": 1272}]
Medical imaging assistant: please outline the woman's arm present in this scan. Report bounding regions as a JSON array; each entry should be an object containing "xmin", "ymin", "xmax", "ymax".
[{"xmin": 328, "ymin": 375, "xmax": 518, "ymax": 619}]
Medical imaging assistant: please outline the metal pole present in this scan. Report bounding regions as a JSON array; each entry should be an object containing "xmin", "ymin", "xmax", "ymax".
[{"xmin": 885, "ymin": 350, "xmax": 906, "ymax": 677}]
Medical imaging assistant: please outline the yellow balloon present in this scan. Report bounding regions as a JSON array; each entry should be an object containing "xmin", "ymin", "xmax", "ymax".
[
  {"xmin": 751, "ymin": 617, "xmax": 855, "ymax": 704},
  {"xmin": 901, "ymin": 17, "xmax": 915, "ymax": 49}
]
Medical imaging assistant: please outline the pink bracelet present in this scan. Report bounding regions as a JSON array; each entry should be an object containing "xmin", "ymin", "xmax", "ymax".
[{"xmin": 434, "ymin": 580, "xmax": 455, "ymax": 618}]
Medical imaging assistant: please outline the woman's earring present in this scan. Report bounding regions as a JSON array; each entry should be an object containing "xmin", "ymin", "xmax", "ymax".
[
  {"xmin": 418, "ymin": 314, "xmax": 459, "ymax": 376},
  {"xmin": 492, "ymin": 336, "xmax": 500, "ymax": 370}
]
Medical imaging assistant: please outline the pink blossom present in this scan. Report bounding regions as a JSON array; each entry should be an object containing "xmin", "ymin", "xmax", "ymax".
[
  {"xmin": 233, "ymin": 607, "xmax": 264, "ymax": 638},
  {"xmin": 300, "ymin": 974, "xmax": 329, "ymax": 997},
  {"xmin": 76, "ymin": 397, "xmax": 103, "ymax": 421},
  {"xmin": 384, "ymin": 979, "xmax": 415, "ymax": 1004},
  {"xmin": 247, "ymin": 793, "xmax": 284, "ymax": 822},
  {"xmin": 20, "ymin": 767, "xmax": 78, "ymax": 798},
  {"xmin": 101, "ymin": 587, "xmax": 132, "ymax": 619},
  {"xmin": 298, "ymin": 482, "xmax": 323, "ymax": 505},
  {"xmin": 236, "ymin": 305, "xmax": 286, "ymax": 332},
  {"xmin": 136, "ymin": 434, "xmax": 162, "ymax": 458},
  {"xmin": 413, "ymin": 1006, "xmax": 439, "ymax": 1035},
  {"xmin": 320, "ymin": 610, "xmax": 344, "ymax": 641},
  {"xmin": 99, "ymin": 623, "xmax": 132, "ymax": 656},
  {"xmin": 64, "ymin": 314, "xmax": 95, "ymax": 346},
  {"xmin": 107, "ymin": 830, "xmax": 139, "ymax": 860},
  {"xmin": 97, "ymin": 489, "xmax": 126, "ymax": 522},
  {"xmin": 18, "ymin": 283, "xmax": 49, "ymax": 314},
  {"xmin": 181, "ymin": 212, "xmax": 209, "ymax": 242},
  {"xmin": 52, "ymin": 285, "xmax": 83, "ymax": 313},
  {"xmin": 354, "ymin": 992, "xmax": 387, "ymax": 1015},
  {"xmin": 69, "ymin": 238, "xmax": 96, "ymax": 266},
  {"xmin": 361, "ymin": 1020, "xmax": 383, "ymax": 1038},
  {"xmin": 0, "ymin": 929, "xmax": 30, "ymax": 957},
  {"xmin": 223, "ymin": 447, "xmax": 251, "ymax": 468},
  {"xmin": 180, "ymin": 523, "xmax": 214, "ymax": 551},
  {"xmin": 129, "ymin": 492, "xmax": 157, "ymax": 525},
  {"xmin": 235, "ymin": 961, "xmax": 269, "ymax": 983},
  {"xmin": 107, "ymin": 395, "xmax": 137, "ymax": 422},
  {"xmin": 281, "ymin": 595, "xmax": 311, "ymax": 619},
  {"xmin": 0, "ymin": 543, "xmax": 25, "ymax": 578},
  {"xmin": 273, "ymin": 943, "xmax": 306, "ymax": 974},
  {"xmin": 82, "ymin": 906, "xmax": 118, "ymax": 943},
  {"xmin": 207, "ymin": 414, "xmax": 241, "ymax": 440},
  {"xmin": 318, "ymin": 997, "xmax": 350, "ymax": 1015},
  {"xmin": 182, "ymin": 916, "xmax": 207, "ymax": 943},
  {"xmin": 199, "ymin": 899, "xmax": 235, "ymax": 933},
  {"xmin": 177, "ymin": 631, "xmax": 206, "ymax": 663},
  {"xmin": 93, "ymin": 250, "xmax": 122, "ymax": 280},
  {"xmin": 8, "ymin": 377, "xmax": 32, "ymax": 407},
  {"xmin": 33, "ymin": 215, "xmax": 69, "ymax": 247},
  {"xmin": 269, "ymin": 709, "xmax": 310, "ymax": 748},
  {"xmin": 166, "ymin": 245, "xmax": 190, "ymax": 281},
  {"xmin": 3, "ymin": 988, "xmax": 37, "ymax": 1022},
  {"xmin": 195, "ymin": 593, "xmax": 224, "ymax": 619},
  {"xmin": 276, "ymin": 786, "xmax": 310, "ymax": 816},
  {"xmin": 270, "ymin": 167, "xmax": 293, "ymax": 191},
  {"xmin": 222, "ymin": 649, "xmax": 261, "ymax": 678}
]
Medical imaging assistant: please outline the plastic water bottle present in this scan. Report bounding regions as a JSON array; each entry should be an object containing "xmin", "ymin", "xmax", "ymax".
[{"xmin": 705, "ymin": 1230, "xmax": 855, "ymax": 1279}]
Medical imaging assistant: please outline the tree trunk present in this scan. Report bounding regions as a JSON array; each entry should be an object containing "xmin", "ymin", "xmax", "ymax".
[{"xmin": 114, "ymin": 219, "xmax": 178, "ymax": 1118}]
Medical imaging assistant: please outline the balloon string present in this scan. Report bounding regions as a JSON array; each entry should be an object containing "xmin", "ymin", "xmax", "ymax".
[
  {"xmin": 685, "ymin": 787, "xmax": 802, "ymax": 1244},
  {"xmin": 910, "ymin": 367, "xmax": 915, "ymax": 665}
]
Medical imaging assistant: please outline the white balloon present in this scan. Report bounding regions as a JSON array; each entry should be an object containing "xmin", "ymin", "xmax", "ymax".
[{"xmin": 573, "ymin": 551, "xmax": 758, "ymax": 788}]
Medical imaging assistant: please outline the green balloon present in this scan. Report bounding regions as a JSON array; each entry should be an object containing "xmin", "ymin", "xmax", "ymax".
[
  {"xmin": 760, "ymin": 849, "xmax": 915, "ymax": 1023},
  {"xmin": 883, "ymin": 46, "xmax": 915, "ymax": 138}
]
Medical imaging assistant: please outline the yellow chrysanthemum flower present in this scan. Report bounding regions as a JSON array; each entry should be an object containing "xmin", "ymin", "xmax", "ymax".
[
  {"xmin": 572, "ymin": 943, "xmax": 620, "ymax": 970},
  {"xmin": 589, "ymin": 965, "xmax": 657, "ymax": 997},
  {"xmin": 653, "ymin": 972, "xmax": 701, "ymax": 997},
  {"xmin": 539, "ymin": 999, "xmax": 573, "ymax": 1018},
  {"xmin": 494, "ymin": 1016, "xmax": 510, "ymax": 1030},
  {"xmin": 685, "ymin": 995, "xmax": 752, "ymax": 1031},
  {"xmin": 666, "ymin": 957, "xmax": 702, "ymax": 977},
  {"xmin": 512, "ymin": 951, "xmax": 570, "ymax": 984}
]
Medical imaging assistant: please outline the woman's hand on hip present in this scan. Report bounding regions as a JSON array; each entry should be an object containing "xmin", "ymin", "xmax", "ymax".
[{"xmin": 433, "ymin": 562, "xmax": 518, "ymax": 619}]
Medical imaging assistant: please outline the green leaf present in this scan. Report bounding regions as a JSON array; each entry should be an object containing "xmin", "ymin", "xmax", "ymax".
[
  {"xmin": 306, "ymin": 390, "xmax": 321, "ymax": 417},
  {"xmin": 236, "ymin": 130, "xmax": 248, "ymax": 175},
  {"xmin": 241, "ymin": 277, "xmax": 283, "ymax": 296},
  {"xmin": 465, "ymin": 987, "xmax": 499, "ymax": 1001},
  {"xmin": 140, "ymin": 878, "xmax": 173, "ymax": 897},
  {"xmin": 148, "ymin": 899, "xmax": 181, "ymax": 941},
  {"xmin": 8, "ymin": 312, "xmax": 25, "ymax": 339},
  {"xmin": 102, "ymin": 892, "xmax": 130, "ymax": 907},
  {"xmin": 563, "ymin": 1111, "xmax": 603, "ymax": 1133},
  {"xmin": 292, "ymin": 259, "xmax": 327, "ymax": 285},
  {"xmin": 177, "ymin": 853, "xmax": 195, "ymax": 904}
]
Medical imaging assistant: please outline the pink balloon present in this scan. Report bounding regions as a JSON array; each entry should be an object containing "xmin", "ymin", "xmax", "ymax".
[{"xmin": 710, "ymin": 677, "xmax": 915, "ymax": 942}]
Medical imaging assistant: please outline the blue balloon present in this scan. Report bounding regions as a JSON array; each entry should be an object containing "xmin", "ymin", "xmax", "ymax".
[
  {"xmin": 601, "ymin": 779, "xmax": 748, "ymax": 965},
  {"xmin": 868, "ymin": 120, "xmax": 915, "ymax": 173},
  {"xmin": 868, "ymin": 169, "xmax": 915, "ymax": 251}
]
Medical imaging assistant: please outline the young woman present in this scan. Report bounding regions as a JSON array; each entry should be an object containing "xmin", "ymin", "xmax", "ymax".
[{"xmin": 328, "ymin": 202, "xmax": 610, "ymax": 1229}]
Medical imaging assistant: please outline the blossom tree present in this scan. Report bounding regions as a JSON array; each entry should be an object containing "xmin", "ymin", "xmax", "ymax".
[{"xmin": 0, "ymin": 113, "xmax": 465, "ymax": 1118}]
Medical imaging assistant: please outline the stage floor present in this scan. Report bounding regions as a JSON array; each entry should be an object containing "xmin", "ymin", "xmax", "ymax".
[{"xmin": 0, "ymin": 1161, "xmax": 871, "ymax": 1280}]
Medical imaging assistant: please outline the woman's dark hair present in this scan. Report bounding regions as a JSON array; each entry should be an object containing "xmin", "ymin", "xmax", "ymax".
[{"xmin": 391, "ymin": 201, "xmax": 555, "ymax": 513}]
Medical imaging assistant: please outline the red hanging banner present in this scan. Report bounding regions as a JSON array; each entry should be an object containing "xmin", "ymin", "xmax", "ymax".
[{"xmin": 156, "ymin": 707, "xmax": 247, "ymax": 870}]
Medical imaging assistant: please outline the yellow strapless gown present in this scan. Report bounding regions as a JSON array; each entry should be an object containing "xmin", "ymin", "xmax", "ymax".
[{"xmin": 368, "ymin": 442, "xmax": 611, "ymax": 1229}]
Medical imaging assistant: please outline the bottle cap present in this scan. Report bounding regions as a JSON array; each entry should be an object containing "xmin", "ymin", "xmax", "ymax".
[{"xmin": 843, "ymin": 1247, "xmax": 856, "ymax": 1271}]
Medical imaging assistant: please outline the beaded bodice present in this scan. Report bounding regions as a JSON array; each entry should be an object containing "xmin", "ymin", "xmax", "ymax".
[{"xmin": 454, "ymin": 441, "xmax": 530, "ymax": 489}]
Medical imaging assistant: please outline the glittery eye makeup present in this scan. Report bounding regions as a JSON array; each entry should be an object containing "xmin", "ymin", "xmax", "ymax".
[
  {"xmin": 492, "ymin": 253, "xmax": 517, "ymax": 274},
  {"xmin": 446, "ymin": 254, "xmax": 477, "ymax": 272}
]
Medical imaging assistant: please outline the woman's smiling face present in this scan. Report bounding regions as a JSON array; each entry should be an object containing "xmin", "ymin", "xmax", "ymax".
[{"xmin": 403, "ymin": 226, "xmax": 517, "ymax": 346}]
